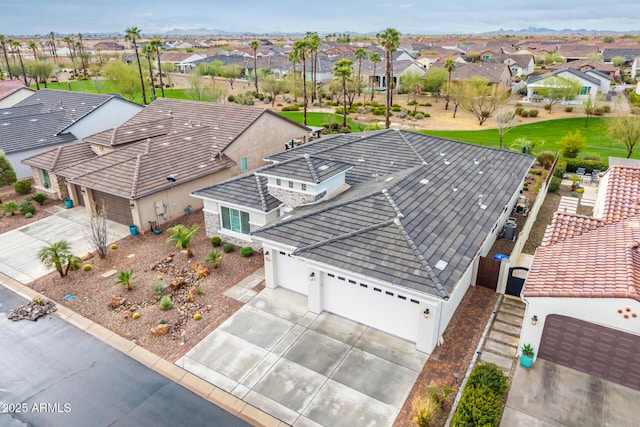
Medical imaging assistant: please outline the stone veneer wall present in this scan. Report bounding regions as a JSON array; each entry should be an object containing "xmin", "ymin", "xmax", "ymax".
[
  {"xmin": 203, "ymin": 210, "xmax": 262, "ymax": 250},
  {"xmin": 268, "ymin": 187, "xmax": 325, "ymax": 208}
]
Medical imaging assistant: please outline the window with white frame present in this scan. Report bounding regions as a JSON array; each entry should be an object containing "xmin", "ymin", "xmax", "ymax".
[{"xmin": 221, "ymin": 206, "xmax": 250, "ymax": 234}]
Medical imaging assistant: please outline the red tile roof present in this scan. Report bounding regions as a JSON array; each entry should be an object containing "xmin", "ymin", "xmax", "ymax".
[
  {"xmin": 602, "ymin": 165, "xmax": 640, "ymax": 224},
  {"xmin": 525, "ymin": 215, "xmax": 640, "ymax": 302},
  {"xmin": 0, "ymin": 80, "xmax": 33, "ymax": 100},
  {"xmin": 541, "ymin": 211, "xmax": 606, "ymax": 247}
]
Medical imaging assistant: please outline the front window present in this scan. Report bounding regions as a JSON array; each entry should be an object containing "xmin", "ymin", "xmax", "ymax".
[
  {"xmin": 580, "ymin": 86, "xmax": 591, "ymax": 95},
  {"xmin": 221, "ymin": 206, "xmax": 250, "ymax": 234},
  {"xmin": 42, "ymin": 170, "xmax": 51, "ymax": 188}
]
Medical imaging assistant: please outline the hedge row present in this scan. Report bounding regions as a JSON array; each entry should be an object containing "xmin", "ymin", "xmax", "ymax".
[{"xmin": 451, "ymin": 363, "xmax": 508, "ymax": 427}]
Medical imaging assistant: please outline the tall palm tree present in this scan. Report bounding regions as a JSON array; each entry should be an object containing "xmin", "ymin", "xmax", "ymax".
[
  {"xmin": 250, "ymin": 39, "xmax": 259, "ymax": 93},
  {"xmin": 77, "ymin": 33, "xmax": 87, "ymax": 77},
  {"xmin": 287, "ymin": 48, "xmax": 300, "ymax": 102},
  {"xmin": 306, "ymin": 32, "xmax": 320, "ymax": 102},
  {"xmin": 124, "ymin": 27, "xmax": 147, "ymax": 105},
  {"xmin": 28, "ymin": 40, "xmax": 38, "ymax": 60},
  {"xmin": 12, "ymin": 40, "xmax": 28, "ymax": 86},
  {"xmin": 0, "ymin": 35, "xmax": 13, "ymax": 79},
  {"xmin": 293, "ymin": 40, "xmax": 310, "ymax": 126},
  {"xmin": 369, "ymin": 52, "xmax": 381, "ymax": 102},
  {"xmin": 63, "ymin": 36, "xmax": 76, "ymax": 76},
  {"xmin": 49, "ymin": 31, "xmax": 58, "ymax": 63},
  {"xmin": 333, "ymin": 58, "xmax": 353, "ymax": 128},
  {"xmin": 444, "ymin": 58, "xmax": 457, "ymax": 110},
  {"xmin": 150, "ymin": 38, "xmax": 165, "ymax": 97},
  {"xmin": 378, "ymin": 28, "xmax": 400, "ymax": 129},
  {"xmin": 354, "ymin": 48, "xmax": 368, "ymax": 96},
  {"xmin": 142, "ymin": 45, "xmax": 157, "ymax": 101}
]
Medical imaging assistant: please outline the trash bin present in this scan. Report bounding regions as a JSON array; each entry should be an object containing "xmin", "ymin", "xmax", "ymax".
[
  {"xmin": 494, "ymin": 253, "xmax": 510, "ymax": 261},
  {"xmin": 64, "ymin": 198, "xmax": 73, "ymax": 209},
  {"xmin": 129, "ymin": 224, "xmax": 138, "ymax": 236},
  {"xmin": 503, "ymin": 222, "xmax": 516, "ymax": 241}
]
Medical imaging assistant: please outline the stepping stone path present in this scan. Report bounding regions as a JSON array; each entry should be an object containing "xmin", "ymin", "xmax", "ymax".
[
  {"xmin": 478, "ymin": 296, "xmax": 525, "ymax": 376},
  {"xmin": 558, "ymin": 196, "xmax": 578, "ymax": 214}
]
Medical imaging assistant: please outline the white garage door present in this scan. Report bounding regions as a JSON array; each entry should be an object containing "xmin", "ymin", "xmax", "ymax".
[
  {"xmin": 275, "ymin": 251, "xmax": 309, "ymax": 295},
  {"xmin": 323, "ymin": 272, "xmax": 422, "ymax": 342}
]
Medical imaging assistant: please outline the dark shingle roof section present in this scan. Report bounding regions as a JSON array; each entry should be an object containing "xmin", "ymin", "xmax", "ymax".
[
  {"xmin": 192, "ymin": 173, "xmax": 281, "ymax": 212},
  {"xmin": 256, "ymin": 154, "xmax": 353, "ymax": 184},
  {"xmin": 0, "ymin": 110, "xmax": 76, "ymax": 154}
]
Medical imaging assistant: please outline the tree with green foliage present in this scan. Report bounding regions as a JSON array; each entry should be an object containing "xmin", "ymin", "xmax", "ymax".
[
  {"xmin": 444, "ymin": 58, "xmax": 457, "ymax": 110},
  {"xmin": 31, "ymin": 61, "xmax": 53, "ymax": 88},
  {"xmin": 166, "ymin": 224, "xmax": 199, "ymax": 258},
  {"xmin": 63, "ymin": 36, "xmax": 76, "ymax": 76},
  {"xmin": 0, "ymin": 35, "xmax": 13, "ymax": 79},
  {"xmin": 250, "ymin": 39, "xmax": 259, "ymax": 92},
  {"xmin": 611, "ymin": 56, "xmax": 626, "ymax": 67},
  {"xmin": 378, "ymin": 27, "xmax": 400, "ymax": 129},
  {"xmin": 544, "ymin": 51, "xmax": 563, "ymax": 65},
  {"xmin": 150, "ymin": 38, "xmax": 165, "ymax": 97},
  {"xmin": 333, "ymin": 58, "xmax": 354, "ymax": 128},
  {"xmin": 583, "ymin": 93, "xmax": 604, "ymax": 128},
  {"xmin": 400, "ymin": 70, "xmax": 423, "ymax": 107},
  {"xmin": 369, "ymin": 51, "xmax": 381, "ymax": 102},
  {"xmin": 354, "ymin": 48, "xmax": 368, "ymax": 96},
  {"xmin": 495, "ymin": 109, "xmax": 516, "ymax": 149},
  {"xmin": 220, "ymin": 64, "xmax": 242, "ymax": 90},
  {"xmin": 534, "ymin": 75, "xmax": 581, "ymax": 113},
  {"xmin": 292, "ymin": 39, "xmax": 311, "ymax": 126},
  {"xmin": 603, "ymin": 35, "xmax": 615, "ymax": 43},
  {"xmin": 422, "ymin": 67, "xmax": 447, "ymax": 99},
  {"xmin": 306, "ymin": 32, "xmax": 321, "ymax": 102},
  {"xmin": 460, "ymin": 77, "xmax": 510, "ymax": 125},
  {"xmin": 287, "ymin": 48, "xmax": 300, "ymax": 102},
  {"xmin": 102, "ymin": 60, "xmax": 142, "ymax": 100},
  {"xmin": 262, "ymin": 75, "xmax": 284, "ymax": 106},
  {"xmin": 37, "ymin": 240, "xmax": 77, "ymax": 278},
  {"xmin": 558, "ymin": 130, "xmax": 586, "ymax": 158},
  {"xmin": 608, "ymin": 114, "xmax": 640, "ymax": 158},
  {"xmin": 124, "ymin": 27, "xmax": 147, "ymax": 105}
]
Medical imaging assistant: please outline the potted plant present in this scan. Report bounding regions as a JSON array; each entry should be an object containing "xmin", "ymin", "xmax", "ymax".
[{"xmin": 520, "ymin": 343, "xmax": 535, "ymax": 369}]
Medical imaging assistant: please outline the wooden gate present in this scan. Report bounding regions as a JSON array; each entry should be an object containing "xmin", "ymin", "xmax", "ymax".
[{"xmin": 476, "ymin": 256, "xmax": 501, "ymax": 291}]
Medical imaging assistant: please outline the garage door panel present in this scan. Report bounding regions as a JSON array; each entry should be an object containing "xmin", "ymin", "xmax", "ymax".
[
  {"xmin": 93, "ymin": 190, "xmax": 133, "ymax": 225},
  {"xmin": 275, "ymin": 252, "xmax": 308, "ymax": 296},
  {"xmin": 539, "ymin": 315, "xmax": 640, "ymax": 391}
]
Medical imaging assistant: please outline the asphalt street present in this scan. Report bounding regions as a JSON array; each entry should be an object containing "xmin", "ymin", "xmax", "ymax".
[{"xmin": 0, "ymin": 285, "xmax": 250, "ymax": 427}]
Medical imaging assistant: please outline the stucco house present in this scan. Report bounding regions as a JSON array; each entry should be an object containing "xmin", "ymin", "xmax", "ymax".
[
  {"xmin": 22, "ymin": 98, "xmax": 308, "ymax": 232},
  {"xmin": 192, "ymin": 129, "xmax": 534, "ymax": 353},
  {"xmin": 449, "ymin": 62, "xmax": 512, "ymax": 87},
  {"xmin": 0, "ymin": 80, "xmax": 35, "ymax": 108},
  {"xmin": 519, "ymin": 157, "xmax": 640, "ymax": 390},
  {"xmin": 526, "ymin": 68, "xmax": 602, "ymax": 103},
  {"xmin": 491, "ymin": 54, "xmax": 535, "ymax": 77},
  {"xmin": 0, "ymin": 89, "xmax": 142, "ymax": 179}
]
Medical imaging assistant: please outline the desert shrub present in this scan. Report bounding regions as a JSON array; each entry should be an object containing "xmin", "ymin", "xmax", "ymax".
[
  {"xmin": 466, "ymin": 363, "xmax": 508, "ymax": 397},
  {"xmin": 340, "ymin": 126, "xmax": 351, "ymax": 133},
  {"xmin": 240, "ymin": 246, "xmax": 254, "ymax": 257},
  {"xmin": 553, "ymin": 161, "xmax": 567, "ymax": 178},
  {"xmin": 204, "ymin": 250, "xmax": 222, "ymax": 268},
  {"xmin": 399, "ymin": 110, "xmax": 409, "ymax": 118},
  {"xmin": 602, "ymin": 104, "xmax": 611, "ymax": 113},
  {"xmin": 520, "ymin": 110, "xmax": 529, "ymax": 117},
  {"xmin": 19, "ymin": 201, "xmax": 36, "ymax": 216},
  {"xmin": 415, "ymin": 113, "xmax": 427, "ymax": 119},
  {"xmin": 372, "ymin": 107, "xmax": 387, "ymax": 116},
  {"xmin": 564, "ymin": 106, "xmax": 573, "ymax": 112},
  {"xmin": 151, "ymin": 280, "xmax": 169, "ymax": 294},
  {"xmin": 549, "ymin": 176, "xmax": 561, "ymax": 192},
  {"xmin": 407, "ymin": 100, "xmax": 417, "ymax": 106},
  {"xmin": 452, "ymin": 384, "xmax": 504, "ymax": 427},
  {"xmin": 544, "ymin": 104, "xmax": 552, "ymax": 111},
  {"xmin": 255, "ymin": 92, "xmax": 265, "ymax": 101},
  {"xmin": 322, "ymin": 122, "xmax": 341, "ymax": 132},
  {"xmin": 24, "ymin": 212, "xmax": 33, "ymax": 219},
  {"xmin": 30, "ymin": 193, "xmax": 48, "ymax": 205},
  {"xmin": 2, "ymin": 201, "xmax": 19, "ymax": 216},
  {"xmin": 159, "ymin": 295, "xmax": 173, "ymax": 311},
  {"xmin": 536, "ymin": 151, "xmax": 556, "ymax": 169},
  {"xmin": 14, "ymin": 180, "xmax": 32, "ymax": 195},
  {"xmin": 227, "ymin": 95, "xmax": 235, "ymax": 102},
  {"xmin": 223, "ymin": 243, "xmax": 234, "ymax": 253},
  {"xmin": 210, "ymin": 236, "xmax": 222, "ymax": 247},
  {"xmin": 410, "ymin": 384, "xmax": 453, "ymax": 427},
  {"xmin": 528, "ymin": 108, "xmax": 539, "ymax": 117},
  {"xmin": 530, "ymin": 169, "xmax": 542, "ymax": 175},
  {"xmin": 193, "ymin": 313, "xmax": 202, "ymax": 320},
  {"xmin": 334, "ymin": 107, "xmax": 344, "ymax": 114},
  {"xmin": 110, "ymin": 243, "xmax": 118, "ymax": 250},
  {"xmin": 391, "ymin": 105, "xmax": 402, "ymax": 112},
  {"xmin": 581, "ymin": 153, "xmax": 601, "ymax": 162},
  {"xmin": 515, "ymin": 102, "xmax": 523, "ymax": 107},
  {"xmin": 515, "ymin": 106, "xmax": 525, "ymax": 116},
  {"xmin": 281, "ymin": 105, "xmax": 300, "ymax": 111},
  {"xmin": 82, "ymin": 264, "xmax": 92, "ymax": 271},
  {"xmin": 419, "ymin": 102, "xmax": 432, "ymax": 107},
  {"xmin": 68, "ymin": 255, "xmax": 82, "ymax": 271}
]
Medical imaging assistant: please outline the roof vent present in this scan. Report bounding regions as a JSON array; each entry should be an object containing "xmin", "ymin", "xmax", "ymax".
[
  {"xmin": 451, "ymin": 184, "xmax": 458, "ymax": 192},
  {"xmin": 444, "ymin": 158, "xmax": 450, "ymax": 165},
  {"xmin": 29, "ymin": 118, "xmax": 38, "ymax": 122},
  {"xmin": 357, "ymin": 156, "xmax": 365, "ymax": 162},
  {"xmin": 1, "ymin": 122, "xmax": 9, "ymax": 126},
  {"xmin": 420, "ymin": 178, "xmax": 429, "ymax": 184},
  {"xmin": 478, "ymin": 195, "xmax": 487, "ymax": 210},
  {"xmin": 440, "ymin": 151, "xmax": 446, "ymax": 156},
  {"xmin": 473, "ymin": 158, "xmax": 479, "ymax": 165},
  {"xmin": 434, "ymin": 260, "xmax": 448, "ymax": 270},
  {"xmin": 384, "ymin": 177, "xmax": 394, "ymax": 182},
  {"xmin": 318, "ymin": 165, "xmax": 329, "ymax": 171}
]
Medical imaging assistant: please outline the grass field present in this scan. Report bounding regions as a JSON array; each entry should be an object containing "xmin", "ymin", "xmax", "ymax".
[
  {"xmin": 278, "ymin": 111, "xmax": 381, "ymax": 132},
  {"xmin": 35, "ymin": 81, "xmax": 199, "ymax": 104}
]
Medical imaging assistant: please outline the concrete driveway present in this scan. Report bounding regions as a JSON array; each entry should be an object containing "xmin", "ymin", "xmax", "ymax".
[
  {"xmin": 0, "ymin": 206, "xmax": 129, "ymax": 284},
  {"xmin": 177, "ymin": 287, "xmax": 428, "ymax": 427},
  {"xmin": 502, "ymin": 358, "xmax": 640, "ymax": 427}
]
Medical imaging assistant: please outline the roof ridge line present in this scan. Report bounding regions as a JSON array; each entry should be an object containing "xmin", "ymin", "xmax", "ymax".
[
  {"xmin": 381, "ymin": 188, "xmax": 404, "ymax": 218},
  {"xmin": 50, "ymin": 146, "xmax": 63, "ymax": 170},
  {"xmin": 397, "ymin": 130, "xmax": 427, "ymax": 164},
  {"xmin": 392, "ymin": 217, "xmax": 450, "ymax": 299},
  {"xmin": 130, "ymin": 153, "xmax": 144, "ymax": 198},
  {"xmin": 303, "ymin": 154, "xmax": 320, "ymax": 183},
  {"xmin": 254, "ymin": 174, "xmax": 269, "ymax": 211},
  {"xmin": 293, "ymin": 218, "xmax": 397, "ymax": 255}
]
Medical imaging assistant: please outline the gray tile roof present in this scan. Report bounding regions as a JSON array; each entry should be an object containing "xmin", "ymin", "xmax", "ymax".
[
  {"xmin": 256, "ymin": 154, "xmax": 353, "ymax": 184},
  {"xmin": 84, "ymin": 117, "xmax": 173, "ymax": 147},
  {"xmin": 192, "ymin": 174, "xmax": 281, "ymax": 212},
  {"xmin": 22, "ymin": 142, "xmax": 95, "ymax": 172},
  {"xmin": 527, "ymin": 67, "xmax": 601, "ymax": 85},
  {"xmin": 251, "ymin": 129, "xmax": 534, "ymax": 298}
]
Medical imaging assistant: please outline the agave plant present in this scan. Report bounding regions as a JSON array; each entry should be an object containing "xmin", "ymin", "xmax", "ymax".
[{"xmin": 115, "ymin": 269, "xmax": 135, "ymax": 291}]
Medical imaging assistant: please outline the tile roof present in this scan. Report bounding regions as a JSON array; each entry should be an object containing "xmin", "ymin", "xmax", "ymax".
[
  {"xmin": 0, "ymin": 80, "xmax": 34, "ymax": 100},
  {"xmin": 256, "ymin": 154, "xmax": 353, "ymax": 184},
  {"xmin": 192, "ymin": 174, "xmax": 281, "ymax": 212},
  {"xmin": 250, "ymin": 129, "xmax": 534, "ymax": 297},
  {"xmin": 524, "ymin": 215, "xmax": 640, "ymax": 302},
  {"xmin": 83, "ymin": 117, "xmax": 173, "ymax": 147},
  {"xmin": 548, "ymin": 58, "xmax": 617, "ymax": 74},
  {"xmin": 602, "ymin": 165, "xmax": 640, "ymax": 224},
  {"xmin": 541, "ymin": 211, "xmax": 606, "ymax": 247},
  {"xmin": 527, "ymin": 68, "xmax": 601, "ymax": 86},
  {"xmin": 449, "ymin": 62, "xmax": 509, "ymax": 84},
  {"xmin": 22, "ymin": 142, "xmax": 95, "ymax": 172}
]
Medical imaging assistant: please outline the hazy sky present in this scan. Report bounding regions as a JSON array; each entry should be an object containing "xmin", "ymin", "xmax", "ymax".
[{"xmin": 2, "ymin": 0, "xmax": 640, "ymax": 35}]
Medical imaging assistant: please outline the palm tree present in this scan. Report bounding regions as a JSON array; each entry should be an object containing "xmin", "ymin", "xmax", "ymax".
[
  {"xmin": 333, "ymin": 58, "xmax": 354, "ymax": 129},
  {"xmin": 0, "ymin": 35, "xmax": 13, "ymax": 79},
  {"xmin": 378, "ymin": 28, "xmax": 400, "ymax": 129},
  {"xmin": 369, "ymin": 52, "xmax": 381, "ymax": 102},
  {"xmin": 354, "ymin": 48, "xmax": 368, "ymax": 97},
  {"xmin": 204, "ymin": 251, "xmax": 222, "ymax": 269},
  {"xmin": 142, "ymin": 45, "xmax": 156, "ymax": 101},
  {"xmin": 115, "ymin": 269, "xmax": 135, "ymax": 291},
  {"xmin": 63, "ymin": 36, "xmax": 76, "ymax": 76},
  {"xmin": 287, "ymin": 48, "xmax": 300, "ymax": 102},
  {"xmin": 28, "ymin": 40, "xmax": 38, "ymax": 60},
  {"xmin": 150, "ymin": 38, "xmax": 165, "ymax": 97},
  {"xmin": 306, "ymin": 32, "xmax": 320, "ymax": 102},
  {"xmin": 166, "ymin": 224, "xmax": 199, "ymax": 258},
  {"xmin": 250, "ymin": 39, "xmax": 259, "ymax": 93},
  {"xmin": 444, "ymin": 58, "xmax": 457, "ymax": 110},
  {"xmin": 293, "ymin": 39, "xmax": 310, "ymax": 126},
  {"xmin": 37, "ymin": 240, "xmax": 73, "ymax": 278},
  {"xmin": 49, "ymin": 31, "xmax": 58, "ymax": 63},
  {"xmin": 76, "ymin": 33, "xmax": 87, "ymax": 77},
  {"xmin": 12, "ymin": 40, "xmax": 28, "ymax": 86},
  {"xmin": 124, "ymin": 26, "xmax": 147, "ymax": 105}
]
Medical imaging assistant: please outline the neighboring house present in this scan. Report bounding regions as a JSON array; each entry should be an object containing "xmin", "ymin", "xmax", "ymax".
[
  {"xmin": 448, "ymin": 62, "xmax": 512, "ymax": 87},
  {"xmin": 519, "ymin": 158, "xmax": 640, "ymax": 390},
  {"xmin": 583, "ymin": 69, "xmax": 614, "ymax": 94},
  {"xmin": 159, "ymin": 52, "xmax": 207, "ymax": 72},
  {"xmin": 491, "ymin": 53, "xmax": 535, "ymax": 77},
  {"xmin": 601, "ymin": 47, "xmax": 640, "ymax": 65},
  {"xmin": 526, "ymin": 68, "xmax": 602, "ymax": 103},
  {"xmin": 92, "ymin": 41, "xmax": 124, "ymax": 51},
  {"xmin": 548, "ymin": 58, "xmax": 619, "ymax": 80},
  {"xmin": 557, "ymin": 44, "xmax": 599, "ymax": 62},
  {"xmin": 0, "ymin": 80, "xmax": 35, "ymax": 108},
  {"xmin": 0, "ymin": 90, "xmax": 142, "ymax": 179},
  {"xmin": 192, "ymin": 129, "xmax": 534, "ymax": 353},
  {"xmin": 632, "ymin": 57, "xmax": 640, "ymax": 81},
  {"xmin": 22, "ymin": 98, "xmax": 308, "ymax": 232}
]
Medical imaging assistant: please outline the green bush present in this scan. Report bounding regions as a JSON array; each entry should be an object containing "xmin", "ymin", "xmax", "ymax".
[
  {"xmin": 564, "ymin": 106, "xmax": 573, "ymax": 112},
  {"xmin": 227, "ymin": 95, "xmax": 235, "ymax": 102},
  {"xmin": 515, "ymin": 107, "xmax": 525, "ymax": 116},
  {"xmin": 223, "ymin": 243, "xmax": 234, "ymax": 253},
  {"xmin": 549, "ymin": 176, "xmax": 561, "ymax": 192},
  {"xmin": 30, "ymin": 193, "xmax": 48, "ymax": 205},
  {"xmin": 322, "ymin": 122, "xmax": 341, "ymax": 132},
  {"xmin": 528, "ymin": 108, "xmax": 539, "ymax": 117},
  {"xmin": 281, "ymin": 105, "xmax": 300, "ymax": 111},
  {"xmin": 466, "ymin": 363, "xmax": 508, "ymax": 397},
  {"xmin": 19, "ymin": 201, "xmax": 36, "ymax": 216},
  {"xmin": 391, "ymin": 105, "xmax": 402, "ymax": 112},
  {"xmin": 159, "ymin": 295, "xmax": 173, "ymax": 311},
  {"xmin": 340, "ymin": 126, "xmax": 351, "ymax": 133},
  {"xmin": 544, "ymin": 104, "xmax": 552, "ymax": 111},
  {"xmin": 515, "ymin": 102, "xmax": 523, "ymax": 108},
  {"xmin": 452, "ymin": 384, "xmax": 504, "ymax": 427},
  {"xmin": 419, "ymin": 102, "xmax": 432, "ymax": 107},
  {"xmin": 593, "ymin": 107, "xmax": 604, "ymax": 115},
  {"xmin": 407, "ymin": 100, "xmax": 417, "ymax": 106},
  {"xmin": 559, "ymin": 130, "xmax": 586, "ymax": 159},
  {"xmin": 553, "ymin": 161, "xmax": 567, "ymax": 178},
  {"xmin": 24, "ymin": 212, "xmax": 33, "ymax": 219},
  {"xmin": 563, "ymin": 158, "xmax": 608, "ymax": 174},
  {"xmin": 2, "ymin": 201, "xmax": 19, "ymax": 216},
  {"xmin": 520, "ymin": 110, "xmax": 529, "ymax": 117},
  {"xmin": 536, "ymin": 151, "xmax": 556, "ymax": 169},
  {"xmin": 240, "ymin": 246, "xmax": 254, "ymax": 257},
  {"xmin": 210, "ymin": 236, "xmax": 222, "ymax": 247},
  {"xmin": 14, "ymin": 180, "xmax": 32, "ymax": 195}
]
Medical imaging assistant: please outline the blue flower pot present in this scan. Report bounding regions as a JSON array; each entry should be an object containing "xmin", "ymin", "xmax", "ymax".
[
  {"xmin": 520, "ymin": 354, "xmax": 534, "ymax": 369},
  {"xmin": 64, "ymin": 198, "xmax": 73, "ymax": 209},
  {"xmin": 129, "ymin": 224, "xmax": 138, "ymax": 236}
]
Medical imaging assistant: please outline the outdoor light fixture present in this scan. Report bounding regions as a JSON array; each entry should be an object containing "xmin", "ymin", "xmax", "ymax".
[
  {"xmin": 532, "ymin": 315, "xmax": 538, "ymax": 326},
  {"xmin": 309, "ymin": 272, "xmax": 315, "ymax": 281},
  {"xmin": 423, "ymin": 308, "xmax": 430, "ymax": 318},
  {"xmin": 166, "ymin": 174, "xmax": 177, "ymax": 183},
  {"xmin": 264, "ymin": 251, "xmax": 271, "ymax": 261}
]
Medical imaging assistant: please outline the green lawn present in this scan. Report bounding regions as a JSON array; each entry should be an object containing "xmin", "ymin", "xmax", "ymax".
[
  {"xmin": 422, "ymin": 117, "xmax": 634, "ymax": 160},
  {"xmin": 278, "ymin": 111, "xmax": 380, "ymax": 132},
  {"xmin": 34, "ymin": 81, "xmax": 196, "ymax": 104}
]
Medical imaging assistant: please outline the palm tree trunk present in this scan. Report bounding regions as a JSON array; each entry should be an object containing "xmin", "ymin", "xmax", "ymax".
[
  {"xmin": 302, "ymin": 53, "xmax": 307, "ymax": 126},
  {"xmin": 357, "ymin": 60, "xmax": 362, "ymax": 97},
  {"xmin": 17, "ymin": 49, "xmax": 27, "ymax": 86},
  {"xmin": 133, "ymin": 41, "xmax": 147, "ymax": 105},
  {"xmin": 156, "ymin": 48, "xmax": 165, "ymax": 97},
  {"xmin": 292, "ymin": 61, "xmax": 297, "ymax": 102},
  {"xmin": 253, "ymin": 53, "xmax": 258, "ymax": 93},
  {"xmin": 342, "ymin": 78, "xmax": 347, "ymax": 128},
  {"xmin": 1, "ymin": 43, "xmax": 12, "ymax": 79},
  {"xmin": 385, "ymin": 52, "xmax": 391, "ymax": 129},
  {"xmin": 445, "ymin": 73, "xmax": 451, "ymax": 110},
  {"xmin": 371, "ymin": 63, "xmax": 376, "ymax": 103},
  {"xmin": 146, "ymin": 54, "xmax": 156, "ymax": 101}
]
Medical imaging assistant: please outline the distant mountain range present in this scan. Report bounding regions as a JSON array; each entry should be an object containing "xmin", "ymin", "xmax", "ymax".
[{"xmin": 481, "ymin": 27, "xmax": 628, "ymax": 35}]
